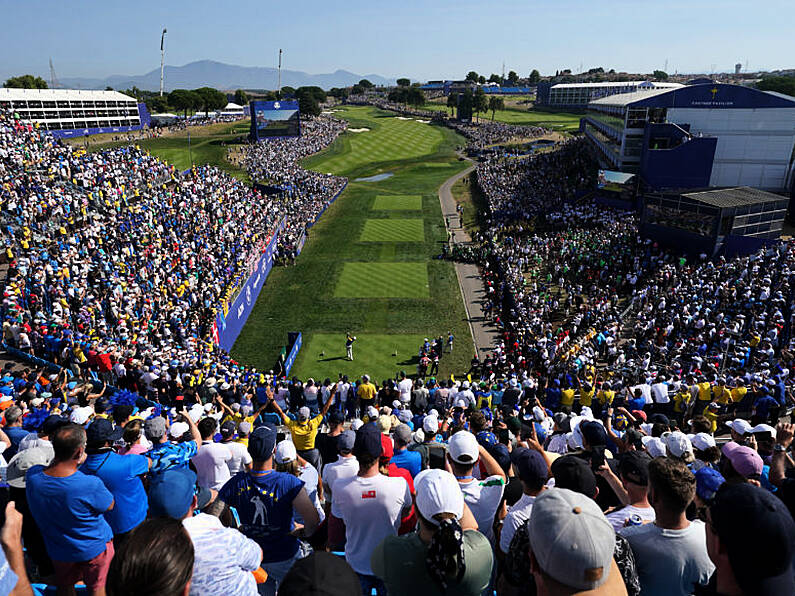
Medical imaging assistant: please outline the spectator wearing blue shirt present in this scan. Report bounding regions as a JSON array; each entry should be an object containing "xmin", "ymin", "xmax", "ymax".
[
  {"xmin": 545, "ymin": 378, "xmax": 562, "ymax": 412},
  {"xmin": 753, "ymin": 390, "xmax": 780, "ymax": 426},
  {"xmin": 80, "ymin": 418, "xmax": 151, "ymax": 541},
  {"xmin": 390, "ymin": 424, "xmax": 421, "ymax": 478},
  {"xmin": 2, "ymin": 406, "xmax": 28, "ymax": 459},
  {"xmin": 26, "ymin": 423, "xmax": 115, "ymax": 596},
  {"xmin": 216, "ymin": 424, "xmax": 319, "ymax": 596},
  {"xmin": 144, "ymin": 412, "xmax": 202, "ymax": 475}
]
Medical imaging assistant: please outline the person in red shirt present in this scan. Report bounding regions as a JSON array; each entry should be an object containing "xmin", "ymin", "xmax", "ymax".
[{"xmin": 380, "ymin": 434, "xmax": 416, "ymax": 534}]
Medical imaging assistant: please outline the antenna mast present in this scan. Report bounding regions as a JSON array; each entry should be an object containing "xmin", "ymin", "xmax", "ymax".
[
  {"xmin": 278, "ymin": 49, "xmax": 283, "ymax": 95},
  {"xmin": 159, "ymin": 28, "xmax": 167, "ymax": 96},
  {"xmin": 49, "ymin": 57, "xmax": 60, "ymax": 89}
]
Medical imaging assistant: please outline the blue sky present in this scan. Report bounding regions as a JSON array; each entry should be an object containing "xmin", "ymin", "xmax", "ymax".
[{"xmin": 1, "ymin": 0, "xmax": 792, "ymax": 82}]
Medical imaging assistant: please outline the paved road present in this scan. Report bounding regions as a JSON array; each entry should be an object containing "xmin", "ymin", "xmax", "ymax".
[{"xmin": 438, "ymin": 163, "xmax": 500, "ymax": 359}]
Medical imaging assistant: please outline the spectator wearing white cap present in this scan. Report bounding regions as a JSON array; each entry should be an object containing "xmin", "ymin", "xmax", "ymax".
[
  {"xmin": 527, "ymin": 488, "xmax": 626, "ymax": 595},
  {"xmin": 447, "ymin": 430, "xmax": 506, "ymax": 545},
  {"xmin": 664, "ymin": 431, "xmax": 694, "ymax": 464},
  {"xmin": 725, "ymin": 419, "xmax": 753, "ymax": 444},
  {"xmin": 410, "ymin": 415, "xmax": 448, "ymax": 471},
  {"xmin": 620, "ymin": 458, "xmax": 714, "ymax": 595},
  {"xmin": 274, "ymin": 440, "xmax": 325, "ymax": 530},
  {"xmin": 371, "ymin": 469, "xmax": 492, "ymax": 595},
  {"xmin": 690, "ymin": 433, "xmax": 720, "ymax": 472}
]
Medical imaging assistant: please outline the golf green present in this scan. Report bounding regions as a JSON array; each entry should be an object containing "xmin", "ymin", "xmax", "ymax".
[
  {"xmin": 360, "ymin": 218, "xmax": 424, "ymax": 242},
  {"xmin": 372, "ymin": 195, "xmax": 423, "ymax": 211},
  {"xmin": 334, "ymin": 262, "xmax": 429, "ymax": 298}
]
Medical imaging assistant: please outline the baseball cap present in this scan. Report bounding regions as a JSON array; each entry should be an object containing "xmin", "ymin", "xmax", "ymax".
[
  {"xmin": 148, "ymin": 468, "xmax": 213, "ymax": 519},
  {"xmin": 248, "ymin": 424, "xmax": 278, "ymax": 461},
  {"xmin": 336, "ymin": 430, "xmax": 356, "ymax": 452},
  {"xmin": 6, "ymin": 446, "xmax": 52, "ymax": 488},
  {"xmin": 275, "ymin": 440, "xmax": 298, "ymax": 464},
  {"xmin": 238, "ymin": 421, "xmax": 252, "ymax": 435},
  {"xmin": 422, "ymin": 416, "xmax": 439, "ymax": 434},
  {"xmin": 448, "ymin": 431, "xmax": 479, "ymax": 464},
  {"xmin": 641, "ymin": 435, "xmax": 666, "ymax": 458},
  {"xmin": 352, "ymin": 423, "xmax": 382, "ymax": 460},
  {"xmin": 690, "ymin": 432, "xmax": 716, "ymax": 451},
  {"xmin": 725, "ymin": 419, "xmax": 752, "ymax": 435},
  {"xmin": 41, "ymin": 415, "xmax": 67, "ymax": 436},
  {"xmin": 298, "ymin": 407, "xmax": 311, "ymax": 421},
  {"xmin": 220, "ymin": 420, "xmax": 236, "ymax": 437},
  {"xmin": 414, "ymin": 469, "xmax": 464, "ymax": 525},
  {"xmin": 85, "ymin": 418, "xmax": 123, "ymax": 445},
  {"xmin": 143, "ymin": 417, "xmax": 166, "ymax": 441},
  {"xmin": 694, "ymin": 467, "xmax": 725, "ymax": 503},
  {"xmin": 350, "ymin": 418, "xmax": 364, "ymax": 431},
  {"xmin": 580, "ymin": 421, "xmax": 607, "ymax": 447},
  {"xmin": 751, "ymin": 423, "xmax": 777, "ymax": 438},
  {"xmin": 528, "ymin": 488, "xmax": 616, "ymax": 591},
  {"xmin": 170, "ymin": 421, "xmax": 189, "ymax": 439},
  {"xmin": 279, "ymin": 551, "xmax": 362, "ymax": 596},
  {"xmin": 393, "ymin": 424, "xmax": 412, "ymax": 445},
  {"xmin": 510, "ymin": 447, "xmax": 548, "ymax": 485},
  {"xmin": 551, "ymin": 455, "xmax": 597, "ymax": 498},
  {"xmin": 710, "ymin": 483, "xmax": 795, "ymax": 595},
  {"xmin": 618, "ymin": 450, "xmax": 651, "ymax": 486},
  {"xmin": 665, "ymin": 431, "xmax": 693, "ymax": 459},
  {"xmin": 722, "ymin": 441, "xmax": 764, "ymax": 478}
]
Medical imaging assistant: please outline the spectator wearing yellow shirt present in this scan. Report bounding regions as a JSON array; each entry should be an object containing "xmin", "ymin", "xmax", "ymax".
[
  {"xmin": 576, "ymin": 378, "xmax": 595, "ymax": 413},
  {"xmin": 560, "ymin": 384, "xmax": 576, "ymax": 409},
  {"xmin": 702, "ymin": 402, "xmax": 720, "ymax": 433},
  {"xmin": 215, "ymin": 397, "xmax": 268, "ymax": 429},
  {"xmin": 270, "ymin": 383, "xmax": 338, "ymax": 470},
  {"xmin": 696, "ymin": 378, "xmax": 713, "ymax": 403},
  {"xmin": 595, "ymin": 382, "xmax": 615, "ymax": 418},
  {"xmin": 357, "ymin": 375, "xmax": 377, "ymax": 412},
  {"xmin": 713, "ymin": 379, "xmax": 731, "ymax": 405},
  {"xmin": 730, "ymin": 379, "xmax": 748, "ymax": 413},
  {"xmin": 672, "ymin": 387, "xmax": 692, "ymax": 425}
]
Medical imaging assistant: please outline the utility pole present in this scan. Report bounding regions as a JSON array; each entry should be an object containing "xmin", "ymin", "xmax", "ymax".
[
  {"xmin": 160, "ymin": 28, "xmax": 167, "ymax": 97},
  {"xmin": 278, "ymin": 49, "xmax": 283, "ymax": 97}
]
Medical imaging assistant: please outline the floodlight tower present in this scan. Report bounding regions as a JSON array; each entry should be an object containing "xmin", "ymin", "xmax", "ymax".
[
  {"xmin": 278, "ymin": 49, "xmax": 283, "ymax": 96},
  {"xmin": 159, "ymin": 28, "xmax": 167, "ymax": 96}
]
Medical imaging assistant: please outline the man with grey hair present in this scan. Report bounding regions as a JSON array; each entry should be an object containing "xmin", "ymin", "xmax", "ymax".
[
  {"xmin": 3, "ymin": 406, "xmax": 28, "ymax": 459},
  {"xmin": 390, "ymin": 424, "xmax": 421, "ymax": 478},
  {"xmin": 145, "ymin": 410, "xmax": 202, "ymax": 475}
]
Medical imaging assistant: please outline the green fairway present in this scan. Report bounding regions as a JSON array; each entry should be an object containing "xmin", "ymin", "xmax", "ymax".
[
  {"xmin": 334, "ymin": 262, "xmax": 429, "ymax": 298},
  {"xmin": 360, "ymin": 218, "xmax": 424, "ymax": 242},
  {"xmin": 298, "ymin": 333, "xmax": 435, "ymax": 381},
  {"xmin": 302, "ymin": 106, "xmax": 442, "ymax": 176},
  {"xmin": 372, "ymin": 195, "xmax": 423, "ymax": 210},
  {"xmin": 232, "ymin": 106, "xmax": 474, "ymax": 380},
  {"xmin": 423, "ymin": 102, "xmax": 582, "ymax": 132}
]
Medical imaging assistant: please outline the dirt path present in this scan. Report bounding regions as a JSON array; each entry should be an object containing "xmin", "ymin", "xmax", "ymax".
[{"xmin": 438, "ymin": 163, "xmax": 500, "ymax": 358}]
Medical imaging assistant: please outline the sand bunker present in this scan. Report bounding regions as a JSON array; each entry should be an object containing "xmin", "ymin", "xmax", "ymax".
[
  {"xmin": 349, "ymin": 127, "xmax": 370, "ymax": 133},
  {"xmin": 416, "ymin": 119, "xmax": 431, "ymax": 124},
  {"xmin": 395, "ymin": 116, "xmax": 413, "ymax": 120}
]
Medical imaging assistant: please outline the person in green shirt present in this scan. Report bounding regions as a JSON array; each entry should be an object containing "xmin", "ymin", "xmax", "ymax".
[{"xmin": 371, "ymin": 469, "xmax": 493, "ymax": 596}]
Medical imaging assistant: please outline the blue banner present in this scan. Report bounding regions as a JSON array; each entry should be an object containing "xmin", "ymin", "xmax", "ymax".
[
  {"xmin": 284, "ymin": 332, "xmax": 302, "ymax": 377},
  {"xmin": 216, "ymin": 222, "xmax": 283, "ymax": 351},
  {"xmin": 51, "ymin": 124, "xmax": 144, "ymax": 139}
]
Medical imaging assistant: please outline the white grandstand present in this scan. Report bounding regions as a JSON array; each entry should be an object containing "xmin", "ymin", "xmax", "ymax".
[{"xmin": 0, "ymin": 88, "xmax": 142, "ymax": 137}]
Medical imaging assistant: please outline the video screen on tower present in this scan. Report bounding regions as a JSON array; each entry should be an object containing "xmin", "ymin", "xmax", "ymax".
[{"xmin": 250, "ymin": 100, "xmax": 300, "ymax": 140}]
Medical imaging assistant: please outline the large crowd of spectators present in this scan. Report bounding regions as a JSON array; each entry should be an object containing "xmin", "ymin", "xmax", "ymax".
[{"xmin": 0, "ymin": 99, "xmax": 794, "ymax": 596}]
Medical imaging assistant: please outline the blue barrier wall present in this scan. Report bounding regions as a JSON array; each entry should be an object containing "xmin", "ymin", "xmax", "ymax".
[
  {"xmin": 284, "ymin": 332, "xmax": 302, "ymax": 376},
  {"xmin": 216, "ymin": 224, "xmax": 283, "ymax": 351},
  {"xmin": 51, "ymin": 124, "xmax": 143, "ymax": 139}
]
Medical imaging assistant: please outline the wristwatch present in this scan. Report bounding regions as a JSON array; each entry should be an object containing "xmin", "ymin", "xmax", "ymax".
[{"xmin": 774, "ymin": 443, "xmax": 788, "ymax": 453}]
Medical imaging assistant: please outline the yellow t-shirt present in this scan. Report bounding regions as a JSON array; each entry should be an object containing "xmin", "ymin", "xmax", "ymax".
[
  {"xmin": 714, "ymin": 386, "xmax": 731, "ymax": 405},
  {"xmin": 286, "ymin": 415, "xmax": 323, "ymax": 450},
  {"xmin": 673, "ymin": 391, "xmax": 690, "ymax": 413},
  {"xmin": 579, "ymin": 387, "xmax": 595, "ymax": 407},
  {"xmin": 358, "ymin": 382, "xmax": 376, "ymax": 402},
  {"xmin": 702, "ymin": 406, "xmax": 719, "ymax": 433},
  {"xmin": 476, "ymin": 393, "xmax": 492, "ymax": 410},
  {"xmin": 697, "ymin": 382, "xmax": 713, "ymax": 402},
  {"xmin": 597, "ymin": 390, "xmax": 615, "ymax": 406},
  {"xmin": 561, "ymin": 388, "xmax": 575, "ymax": 407},
  {"xmin": 731, "ymin": 387, "xmax": 747, "ymax": 403}
]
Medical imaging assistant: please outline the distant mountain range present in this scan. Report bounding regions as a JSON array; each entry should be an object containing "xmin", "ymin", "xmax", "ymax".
[{"xmin": 58, "ymin": 60, "xmax": 395, "ymax": 92}]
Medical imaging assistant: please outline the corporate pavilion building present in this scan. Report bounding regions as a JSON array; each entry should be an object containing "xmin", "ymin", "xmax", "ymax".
[
  {"xmin": 536, "ymin": 80, "xmax": 683, "ymax": 109},
  {"xmin": 580, "ymin": 82, "xmax": 795, "ymax": 255},
  {"xmin": 0, "ymin": 88, "xmax": 149, "ymax": 138}
]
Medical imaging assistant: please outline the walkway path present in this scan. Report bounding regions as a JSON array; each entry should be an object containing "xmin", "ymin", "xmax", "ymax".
[{"xmin": 438, "ymin": 163, "xmax": 500, "ymax": 359}]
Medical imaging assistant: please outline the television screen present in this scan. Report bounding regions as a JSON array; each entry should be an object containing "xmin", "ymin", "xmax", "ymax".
[{"xmin": 251, "ymin": 100, "xmax": 300, "ymax": 139}]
